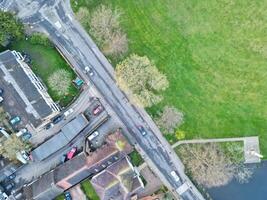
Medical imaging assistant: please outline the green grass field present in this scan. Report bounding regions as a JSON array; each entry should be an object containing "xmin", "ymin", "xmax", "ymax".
[
  {"xmin": 81, "ymin": 180, "xmax": 100, "ymax": 200},
  {"xmin": 9, "ymin": 40, "xmax": 79, "ymax": 107},
  {"xmin": 72, "ymin": 0, "xmax": 267, "ymax": 157}
]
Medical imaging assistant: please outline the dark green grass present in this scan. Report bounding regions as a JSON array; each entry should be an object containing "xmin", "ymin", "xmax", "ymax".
[
  {"xmin": 81, "ymin": 180, "xmax": 100, "ymax": 200},
  {"xmin": 9, "ymin": 39, "xmax": 79, "ymax": 107},
  {"xmin": 72, "ymin": 0, "xmax": 267, "ymax": 157}
]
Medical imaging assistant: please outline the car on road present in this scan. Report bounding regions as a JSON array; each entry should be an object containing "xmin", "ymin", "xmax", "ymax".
[
  {"xmin": 84, "ymin": 66, "xmax": 94, "ymax": 76},
  {"xmin": 60, "ymin": 154, "xmax": 67, "ymax": 163},
  {"xmin": 21, "ymin": 150, "xmax": 31, "ymax": 161},
  {"xmin": 0, "ymin": 88, "xmax": 4, "ymax": 96},
  {"xmin": 92, "ymin": 105, "xmax": 103, "ymax": 115},
  {"xmin": 67, "ymin": 147, "xmax": 77, "ymax": 160},
  {"xmin": 170, "ymin": 171, "xmax": 180, "ymax": 182},
  {"xmin": 21, "ymin": 132, "xmax": 32, "ymax": 141},
  {"xmin": 64, "ymin": 191, "xmax": 72, "ymax": 200},
  {"xmin": 137, "ymin": 126, "xmax": 147, "ymax": 136},
  {"xmin": 88, "ymin": 131, "xmax": 99, "ymax": 141},
  {"xmin": 10, "ymin": 116, "xmax": 21, "ymax": 125},
  {"xmin": 64, "ymin": 108, "xmax": 74, "ymax": 118},
  {"xmin": 52, "ymin": 115, "xmax": 63, "ymax": 124}
]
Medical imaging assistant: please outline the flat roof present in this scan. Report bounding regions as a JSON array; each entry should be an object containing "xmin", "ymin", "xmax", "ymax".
[
  {"xmin": 0, "ymin": 50, "xmax": 56, "ymax": 126},
  {"xmin": 31, "ymin": 114, "xmax": 88, "ymax": 161}
]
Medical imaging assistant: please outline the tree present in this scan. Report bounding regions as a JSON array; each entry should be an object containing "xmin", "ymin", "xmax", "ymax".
[
  {"xmin": 75, "ymin": 7, "xmax": 90, "ymax": 27},
  {"xmin": 90, "ymin": 5, "xmax": 128, "ymax": 57},
  {"xmin": 0, "ymin": 11, "xmax": 24, "ymax": 46},
  {"xmin": 156, "ymin": 106, "xmax": 184, "ymax": 134},
  {"xmin": 116, "ymin": 54, "xmax": 169, "ymax": 107},
  {"xmin": 175, "ymin": 130, "xmax": 186, "ymax": 140},
  {"xmin": 48, "ymin": 69, "xmax": 72, "ymax": 96},
  {"xmin": 178, "ymin": 143, "xmax": 234, "ymax": 188},
  {"xmin": 0, "ymin": 135, "xmax": 28, "ymax": 161}
]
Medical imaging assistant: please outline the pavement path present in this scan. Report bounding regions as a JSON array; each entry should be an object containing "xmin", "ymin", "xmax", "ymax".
[{"xmin": 172, "ymin": 136, "xmax": 261, "ymax": 163}]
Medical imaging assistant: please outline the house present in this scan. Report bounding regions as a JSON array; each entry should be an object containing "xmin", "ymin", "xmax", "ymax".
[
  {"xmin": 0, "ymin": 50, "xmax": 60, "ymax": 127},
  {"xmin": 23, "ymin": 130, "xmax": 142, "ymax": 200}
]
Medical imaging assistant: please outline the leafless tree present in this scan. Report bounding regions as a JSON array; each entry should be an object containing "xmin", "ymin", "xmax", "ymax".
[
  {"xmin": 48, "ymin": 69, "xmax": 72, "ymax": 96},
  {"xmin": 116, "ymin": 54, "xmax": 169, "ymax": 107},
  {"xmin": 156, "ymin": 106, "xmax": 184, "ymax": 134}
]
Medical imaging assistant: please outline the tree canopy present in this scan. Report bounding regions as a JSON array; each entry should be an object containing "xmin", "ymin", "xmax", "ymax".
[
  {"xmin": 0, "ymin": 11, "xmax": 24, "ymax": 45},
  {"xmin": 116, "ymin": 54, "xmax": 169, "ymax": 107}
]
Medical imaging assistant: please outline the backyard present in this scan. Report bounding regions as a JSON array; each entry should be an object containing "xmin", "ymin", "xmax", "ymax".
[
  {"xmin": 72, "ymin": 0, "xmax": 267, "ymax": 157},
  {"xmin": 9, "ymin": 37, "xmax": 79, "ymax": 107}
]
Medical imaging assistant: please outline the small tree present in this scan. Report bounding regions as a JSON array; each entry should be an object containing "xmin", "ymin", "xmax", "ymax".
[
  {"xmin": 48, "ymin": 69, "xmax": 72, "ymax": 96},
  {"xmin": 0, "ymin": 135, "xmax": 28, "ymax": 161},
  {"xmin": 90, "ymin": 5, "xmax": 128, "ymax": 57},
  {"xmin": 156, "ymin": 106, "xmax": 184, "ymax": 134},
  {"xmin": 175, "ymin": 130, "xmax": 186, "ymax": 140},
  {"xmin": 116, "ymin": 54, "xmax": 169, "ymax": 107}
]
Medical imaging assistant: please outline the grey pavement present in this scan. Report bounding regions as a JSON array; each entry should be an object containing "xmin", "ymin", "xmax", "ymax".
[{"xmin": 0, "ymin": 0, "xmax": 205, "ymax": 199}]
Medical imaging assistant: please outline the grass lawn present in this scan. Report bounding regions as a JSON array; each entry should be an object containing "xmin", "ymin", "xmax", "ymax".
[
  {"xmin": 128, "ymin": 150, "xmax": 144, "ymax": 166},
  {"xmin": 54, "ymin": 194, "xmax": 64, "ymax": 200},
  {"xmin": 81, "ymin": 179, "xmax": 100, "ymax": 200},
  {"xmin": 72, "ymin": 0, "xmax": 267, "ymax": 157},
  {"xmin": 9, "ymin": 39, "xmax": 79, "ymax": 107}
]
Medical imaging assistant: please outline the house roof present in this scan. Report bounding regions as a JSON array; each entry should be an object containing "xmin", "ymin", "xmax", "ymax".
[{"xmin": 91, "ymin": 157, "xmax": 144, "ymax": 200}]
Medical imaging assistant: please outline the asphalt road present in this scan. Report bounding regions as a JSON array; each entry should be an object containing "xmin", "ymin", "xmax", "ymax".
[{"xmin": 0, "ymin": 0, "xmax": 205, "ymax": 199}]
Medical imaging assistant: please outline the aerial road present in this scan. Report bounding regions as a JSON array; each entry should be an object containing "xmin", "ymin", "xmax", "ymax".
[{"xmin": 0, "ymin": 0, "xmax": 205, "ymax": 199}]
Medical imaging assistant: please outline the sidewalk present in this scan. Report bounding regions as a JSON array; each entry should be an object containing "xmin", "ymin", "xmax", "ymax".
[{"xmin": 172, "ymin": 136, "xmax": 261, "ymax": 163}]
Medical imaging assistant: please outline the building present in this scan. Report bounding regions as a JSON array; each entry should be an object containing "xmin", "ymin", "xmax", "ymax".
[
  {"xmin": 23, "ymin": 130, "xmax": 144, "ymax": 200},
  {"xmin": 0, "ymin": 50, "xmax": 60, "ymax": 127},
  {"xmin": 31, "ymin": 114, "xmax": 89, "ymax": 161}
]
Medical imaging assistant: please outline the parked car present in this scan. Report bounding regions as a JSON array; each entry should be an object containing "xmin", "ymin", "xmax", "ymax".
[
  {"xmin": 88, "ymin": 131, "xmax": 99, "ymax": 141},
  {"xmin": 10, "ymin": 116, "xmax": 21, "ymax": 125},
  {"xmin": 21, "ymin": 132, "xmax": 32, "ymax": 141},
  {"xmin": 52, "ymin": 115, "xmax": 63, "ymax": 124},
  {"xmin": 45, "ymin": 123, "xmax": 54, "ymax": 130},
  {"xmin": 64, "ymin": 108, "xmax": 74, "ymax": 118},
  {"xmin": 61, "ymin": 154, "xmax": 67, "ymax": 163},
  {"xmin": 92, "ymin": 105, "xmax": 103, "ymax": 115},
  {"xmin": 0, "ymin": 88, "xmax": 4, "ymax": 96},
  {"xmin": 4, "ymin": 182, "xmax": 15, "ymax": 191},
  {"xmin": 7, "ymin": 173, "xmax": 16, "ymax": 180},
  {"xmin": 137, "ymin": 126, "xmax": 147, "ymax": 136},
  {"xmin": 64, "ymin": 191, "xmax": 72, "ymax": 200},
  {"xmin": 0, "ymin": 96, "xmax": 3, "ymax": 103},
  {"xmin": 21, "ymin": 150, "xmax": 30, "ymax": 161},
  {"xmin": 67, "ymin": 147, "xmax": 77, "ymax": 160},
  {"xmin": 16, "ymin": 128, "xmax": 28, "ymax": 137}
]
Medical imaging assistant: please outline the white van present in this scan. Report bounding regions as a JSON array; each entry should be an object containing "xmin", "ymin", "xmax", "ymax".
[{"xmin": 88, "ymin": 131, "xmax": 99, "ymax": 141}]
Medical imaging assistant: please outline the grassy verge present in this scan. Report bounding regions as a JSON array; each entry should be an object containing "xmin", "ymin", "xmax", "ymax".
[
  {"xmin": 81, "ymin": 179, "xmax": 100, "ymax": 200},
  {"xmin": 71, "ymin": 0, "xmax": 267, "ymax": 157},
  {"xmin": 9, "ymin": 37, "xmax": 79, "ymax": 107},
  {"xmin": 54, "ymin": 194, "xmax": 64, "ymax": 200},
  {"xmin": 128, "ymin": 150, "xmax": 144, "ymax": 167}
]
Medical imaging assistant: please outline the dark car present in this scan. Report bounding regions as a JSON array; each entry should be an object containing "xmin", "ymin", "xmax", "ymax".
[
  {"xmin": 137, "ymin": 125, "xmax": 147, "ymax": 136},
  {"xmin": 0, "ymin": 88, "xmax": 3, "ymax": 96},
  {"xmin": 45, "ymin": 123, "xmax": 54, "ymax": 130},
  {"xmin": 52, "ymin": 115, "xmax": 63, "ymax": 124},
  {"xmin": 4, "ymin": 182, "xmax": 15, "ymax": 191},
  {"xmin": 7, "ymin": 173, "xmax": 16, "ymax": 180},
  {"xmin": 64, "ymin": 191, "xmax": 72, "ymax": 200},
  {"xmin": 60, "ymin": 154, "xmax": 67, "ymax": 163}
]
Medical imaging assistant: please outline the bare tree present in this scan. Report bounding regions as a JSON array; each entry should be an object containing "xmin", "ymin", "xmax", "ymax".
[
  {"xmin": 156, "ymin": 106, "xmax": 184, "ymax": 134},
  {"xmin": 90, "ymin": 5, "xmax": 128, "ymax": 57},
  {"xmin": 0, "ymin": 135, "xmax": 28, "ymax": 161},
  {"xmin": 178, "ymin": 143, "xmax": 234, "ymax": 188},
  {"xmin": 115, "ymin": 54, "xmax": 169, "ymax": 107},
  {"xmin": 48, "ymin": 69, "xmax": 72, "ymax": 96},
  {"xmin": 75, "ymin": 7, "xmax": 90, "ymax": 27}
]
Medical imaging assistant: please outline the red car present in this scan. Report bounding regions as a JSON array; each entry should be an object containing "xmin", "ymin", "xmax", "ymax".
[
  {"xmin": 67, "ymin": 147, "xmax": 77, "ymax": 160},
  {"xmin": 92, "ymin": 105, "xmax": 103, "ymax": 115}
]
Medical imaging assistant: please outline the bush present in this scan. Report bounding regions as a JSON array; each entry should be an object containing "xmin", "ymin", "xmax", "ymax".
[
  {"xmin": 29, "ymin": 33, "xmax": 52, "ymax": 47},
  {"xmin": 175, "ymin": 130, "xmax": 186, "ymax": 140}
]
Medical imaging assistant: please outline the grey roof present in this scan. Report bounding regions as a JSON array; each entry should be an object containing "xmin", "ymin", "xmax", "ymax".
[
  {"xmin": 0, "ymin": 50, "xmax": 53, "ymax": 120},
  {"xmin": 31, "ymin": 114, "xmax": 88, "ymax": 161}
]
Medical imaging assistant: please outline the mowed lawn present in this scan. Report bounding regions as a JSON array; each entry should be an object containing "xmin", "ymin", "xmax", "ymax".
[
  {"xmin": 72, "ymin": 0, "xmax": 267, "ymax": 156},
  {"xmin": 10, "ymin": 40, "xmax": 79, "ymax": 107}
]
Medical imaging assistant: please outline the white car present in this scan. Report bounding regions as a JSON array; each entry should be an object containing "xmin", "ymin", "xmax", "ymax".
[
  {"xmin": 64, "ymin": 108, "xmax": 74, "ymax": 118},
  {"xmin": 84, "ymin": 66, "xmax": 94, "ymax": 76},
  {"xmin": 0, "ymin": 96, "xmax": 3, "ymax": 103},
  {"xmin": 88, "ymin": 131, "xmax": 99, "ymax": 141},
  {"xmin": 16, "ymin": 128, "xmax": 27, "ymax": 137},
  {"xmin": 170, "ymin": 171, "xmax": 180, "ymax": 182}
]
